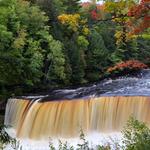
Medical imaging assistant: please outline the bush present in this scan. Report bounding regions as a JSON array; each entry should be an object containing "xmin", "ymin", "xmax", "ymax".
[
  {"xmin": 106, "ymin": 60, "xmax": 148, "ymax": 76},
  {"xmin": 0, "ymin": 125, "xmax": 21, "ymax": 150},
  {"xmin": 122, "ymin": 117, "xmax": 150, "ymax": 150}
]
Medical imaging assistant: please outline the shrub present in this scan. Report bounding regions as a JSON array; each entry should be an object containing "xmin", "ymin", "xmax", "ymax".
[
  {"xmin": 122, "ymin": 117, "xmax": 150, "ymax": 150},
  {"xmin": 106, "ymin": 60, "xmax": 148, "ymax": 76},
  {"xmin": 0, "ymin": 125, "xmax": 21, "ymax": 150}
]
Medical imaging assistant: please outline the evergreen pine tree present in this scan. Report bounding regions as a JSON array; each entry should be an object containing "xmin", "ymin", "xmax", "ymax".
[
  {"xmin": 67, "ymin": 39, "xmax": 86, "ymax": 84},
  {"xmin": 86, "ymin": 29, "xmax": 109, "ymax": 81}
]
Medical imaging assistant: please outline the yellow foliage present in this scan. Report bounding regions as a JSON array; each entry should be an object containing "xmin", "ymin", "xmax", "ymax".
[
  {"xmin": 105, "ymin": 0, "xmax": 134, "ymax": 15},
  {"xmin": 58, "ymin": 14, "xmax": 80, "ymax": 32},
  {"xmin": 105, "ymin": 0, "xmax": 135, "ymax": 45},
  {"xmin": 115, "ymin": 31, "xmax": 137, "ymax": 45},
  {"xmin": 58, "ymin": 13, "xmax": 90, "ymax": 35},
  {"xmin": 82, "ymin": 27, "xmax": 90, "ymax": 35},
  {"xmin": 80, "ymin": 19, "xmax": 87, "ymax": 25},
  {"xmin": 126, "ymin": 33, "xmax": 137, "ymax": 40},
  {"xmin": 115, "ymin": 31, "xmax": 123, "ymax": 45}
]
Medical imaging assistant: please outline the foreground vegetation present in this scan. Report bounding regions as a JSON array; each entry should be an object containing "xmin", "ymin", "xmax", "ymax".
[
  {"xmin": 1, "ymin": 117, "xmax": 150, "ymax": 150},
  {"xmin": 0, "ymin": 0, "xmax": 149, "ymax": 99}
]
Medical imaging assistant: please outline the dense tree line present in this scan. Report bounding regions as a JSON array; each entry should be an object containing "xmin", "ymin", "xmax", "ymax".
[{"xmin": 0, "ymin": 0, "xmax": 149, "ymax": 98}]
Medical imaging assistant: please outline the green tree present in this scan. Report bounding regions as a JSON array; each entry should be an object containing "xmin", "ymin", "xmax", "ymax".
[
  {"xmin": 58, "ymin": 13, "xmax": 90, "ymax": 84},
  {"xmin": 71, "ymin": 35, "xmax": 89, "ymax": 84},
  {"xmin": 86, "ymin": 28, "xmax": 109, "ymax": 81},
  {"xmin": 136, "ymin": 31, "xmax": 150, "ymax": 66},
  {"xmin": 0, "ymin": 0, "xmax": 66, "ymax": 97}
]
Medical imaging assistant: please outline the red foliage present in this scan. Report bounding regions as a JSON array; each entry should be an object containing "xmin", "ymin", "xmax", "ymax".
[
  {"xmin": 107, "ymin": 60, "xmax": 148, "ymax": 73},
  {"xmin": 91, "ymin": 9, "xmax": 99, "ymax": 20},
  {"xmin": 128, "ymin": 0, "xmax": 150, "ymax": 34},
  {"xmin": 90, "ymin": 5, "xmax": 104, "ymax": 20},
  {"xmin": 128, "ymin": 0, "xmax": 150, "ymax": 17},
  {"xmin": 81, "ymin": 2, "xmax": 104, "ymax": 20}
]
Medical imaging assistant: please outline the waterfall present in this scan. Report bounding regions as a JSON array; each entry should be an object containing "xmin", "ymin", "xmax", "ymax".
[{"xmin": 5, "ymin": 96, "xmax": 150, "ymax": 140}]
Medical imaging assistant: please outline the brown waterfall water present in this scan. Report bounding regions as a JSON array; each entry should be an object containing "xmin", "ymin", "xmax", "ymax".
[{"xmin": 5, "ymin": 96, "xmax": 150, "ymax": 140}]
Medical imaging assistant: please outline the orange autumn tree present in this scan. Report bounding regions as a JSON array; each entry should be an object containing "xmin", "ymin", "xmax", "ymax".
[
  {"xmin": 104, "ymin": 0, "xmax": 150, "ymax": 45},
  {"xmin": 97, "ymin": 0, "xmax": 150, "ymax": 63},
  {"xmin": 80, "ymin": 1, "xmax": 150, "ymax": 62},
  {"xmin": 128, "ymin": 0, "xmax": 150, "ymax": 35}
]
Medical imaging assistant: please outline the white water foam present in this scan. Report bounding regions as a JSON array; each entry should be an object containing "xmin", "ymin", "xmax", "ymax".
[{"xmin": 5, "ymin": 128, "xmax": 122, "ymax": 150}]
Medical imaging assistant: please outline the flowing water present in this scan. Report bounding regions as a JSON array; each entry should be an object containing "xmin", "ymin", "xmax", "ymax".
[{"xmin": 4, "ymin": 69, "xmax": 150, "ymax": 149}]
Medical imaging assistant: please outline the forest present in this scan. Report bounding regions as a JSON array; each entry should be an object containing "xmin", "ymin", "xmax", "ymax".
[
  {"xmin": 0, "ymin": 0, "xmax": 150, "ymax": 149},
  {"xmin": 0, "ymin": 0, "xmax": 149, "ymax": 99}
]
